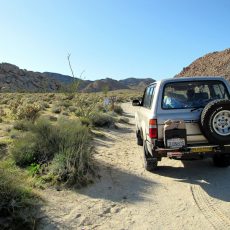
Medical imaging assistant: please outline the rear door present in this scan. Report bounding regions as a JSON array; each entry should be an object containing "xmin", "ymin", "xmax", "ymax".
[{"xmin": 157, "ymin": 80, "xmax": 230, "ymax": 144}]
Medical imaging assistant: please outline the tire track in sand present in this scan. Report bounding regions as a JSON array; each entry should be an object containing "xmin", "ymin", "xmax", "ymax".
[{"xmin": 191, "ymin": 184, "xmax": 230, "ymax": 230}]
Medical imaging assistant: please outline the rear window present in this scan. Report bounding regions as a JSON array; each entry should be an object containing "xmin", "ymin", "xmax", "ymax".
[{"xmin": 162, "ymin": 80, "xmax": 230, "ymax": 109}]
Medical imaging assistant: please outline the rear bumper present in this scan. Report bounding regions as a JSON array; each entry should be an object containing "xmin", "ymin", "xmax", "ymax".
[{"xmin": 147, "ymin": 141, "xmax": 230, "ymax": 159}]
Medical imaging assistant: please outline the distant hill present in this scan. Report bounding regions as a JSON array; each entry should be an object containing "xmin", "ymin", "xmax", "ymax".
[
  {"xmin": 176, "ymin": 48, "xmax": 230, "ymax": 82},
  {"xmin": 119, "ymin": 78, "xmax": 155, "ymax": 90},
  {"xmin": 0, "ymin": 62, "xmax": 155, "ymax": 92},
  {"xmin": 0, "ymin": 63, "xmax": 61, "ymax": 92},
  {"xmin": 82, "ymin": 78, "xmax": 129, "ymax": 92},
  {"xmin": 43, "ymin": 72, "xmax": 93, "ymax": 91}
]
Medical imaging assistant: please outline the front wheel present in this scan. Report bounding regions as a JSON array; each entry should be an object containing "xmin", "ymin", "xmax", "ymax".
[{"xmin": 143, "ymin": 141, "xmax": 158, "ymax": 171}]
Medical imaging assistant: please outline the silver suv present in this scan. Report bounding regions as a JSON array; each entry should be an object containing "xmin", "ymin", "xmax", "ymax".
[{"xmin": 133, "ymin": 77, "xmax": 230, "ymax": 171}]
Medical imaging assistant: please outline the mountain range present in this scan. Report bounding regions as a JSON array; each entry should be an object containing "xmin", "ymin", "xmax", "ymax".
[
  {"xmin": 0, "ymin": 63, "xmax": 155, "ymax": 92},
  {"xmin": 1, "ymin": 48, "xmax": 230, "ymax": 93}
]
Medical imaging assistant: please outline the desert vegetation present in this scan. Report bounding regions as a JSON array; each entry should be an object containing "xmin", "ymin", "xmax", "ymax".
[{"xmin": 0, "ymin": 88, "xmax": 141, "ymax": 229}]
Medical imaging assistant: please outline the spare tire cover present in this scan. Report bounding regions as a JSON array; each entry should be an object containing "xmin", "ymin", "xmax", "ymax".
[{"xmin": 200, "ymin": 99, "xmax": 230, "ymax": 145}]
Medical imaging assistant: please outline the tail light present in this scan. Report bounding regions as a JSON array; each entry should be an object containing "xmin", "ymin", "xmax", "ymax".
[{"xmin": 149, "ymin": 119, "xmax": 158, "ymax": 139}]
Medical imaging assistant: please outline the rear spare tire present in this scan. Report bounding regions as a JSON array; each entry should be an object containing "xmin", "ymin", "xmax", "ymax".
[{"xmin": 201, "ymin": 99, "xmax": 230, "ymax": 145}]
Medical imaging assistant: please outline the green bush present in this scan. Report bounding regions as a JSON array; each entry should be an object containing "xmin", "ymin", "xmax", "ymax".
[
  {"xmin": 11, "ymin": 133, "xmax": 38, "ymax": 166},
  {"xmin": 51, "ymin": 120, "xmax": 93, "ymax": 186},
  {"xmin": 113, "ymin": 105, "xmax": 123, "ymax": 115},
  {"xmin": 90, "ymin": 112, "xmax": 115, "ymax": 127},
  {"xmin": 15, "ymin": 103, "xmax": 41, "ymax": 122},
  {"xmin": 13, "ymin": 120, "xmax": 33, "ymax": 131},
  {"xmin": 11, "ymin": 118, "xmax": 94, "ymax": 187},
  {"xmin": 62, "ymin": 112, "xmax": 69, "ymax": 116},
  {"xmin": 58, "ymin": 100, "xmax": 72, "ymax": 108},
  {"xmin": 31, "ymin": 119, "xmax": 60, "ymax": 162},
  {"xmin": 52, "ymin": 106, "xmax": 62, "ymax": 114},
  {"xmin": 0, "ymin": 160, "xmax": 38, "ymax": 229},
  {"xmin": 69, "ymin": 106, "xmax": 77, "ymax": 112},
  {"xmin": 48, "ymin": 115, "xmax": 58, "ymax": 121},
  {"xmin": 79, "ymin": 117, "xmax": 91, "ymax": 127},
  {"xmin": 41, "ymin": 102, "xmax": 50, "ymax": 109}
]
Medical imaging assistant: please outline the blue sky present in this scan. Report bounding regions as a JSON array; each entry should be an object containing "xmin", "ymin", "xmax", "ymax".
[{"xmin": 0, "ymin": 0, "xmax": 230, "ymax": 81}]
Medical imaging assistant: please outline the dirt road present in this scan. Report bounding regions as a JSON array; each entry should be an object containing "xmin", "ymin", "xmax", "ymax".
[{"xmin": 39, "ymin": 103, "xmax": 230, "ymax": 230}]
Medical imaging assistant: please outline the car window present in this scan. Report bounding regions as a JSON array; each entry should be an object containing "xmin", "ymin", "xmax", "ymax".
[
  {"xmin": 143, "ymin": 85, "xmax": 156, "ymax": 108},
  {"xmin": 162, "ymin": 80, "xmax": 230, "ymax": 109}
]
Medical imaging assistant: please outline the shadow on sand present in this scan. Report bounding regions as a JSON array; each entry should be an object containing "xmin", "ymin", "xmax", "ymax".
[
  {"xmin": 76, "ymin": 160, "xmax": 157, "ymax": 204},
  {"xmin": 155, "ymin": 159, "xmax": 230, "ymax": 202}
]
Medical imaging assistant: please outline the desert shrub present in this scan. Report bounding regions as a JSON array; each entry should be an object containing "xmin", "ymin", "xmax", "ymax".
[
  {"xmin": 52, "ymin": 106, "xmax": 62, "ymax": 114},
  {"xmin": 97, "ymin": 103, "xmax": 107, "ymax": 112},
  {"xmin": 48, "ymin": 93, "xmax": 55, "ymax": 99},
  {"xmin": 58, "ymin": 100, "xmax": 72, "ymax": 108},
  {"xmin": 9, "ymin": 99, "xmax": 22, "ymax": 114},
  {"xmin": 0, "ymin": 160, "xmax": 38, "ymax": 229},
  {"xmin": 11, "ymin": 119, "xmax": 60, "ymax": 166},
  {"xmin": 49, "ymin": 115, "xmax": 58, "ymax": 121},
  {"xmin": 116, "ymin": 96, "xmax": 125, "ymax": 103},
  {"xmin": 118, "ymin": 117, "xmax": 130, "ymax": 124},
  {"xmin": 15, "ymin": 103, "xmax": 41, "ymax": 122},
  {"xmin": 0, "ymin": 107, "xmax": 6, "ymax": 117},
  {"xmin": 64, "ymin": 94, "xmax": 75, "ymax": 100},
  {"xmin": 90, "ymin": 112, "xmax": 115, "ymax": 127},
  {"xmin": 73, "ymin": 94, "xmax": 99, "ymax": 118},
  {"xmin": 11, "ymin": 133, "xmax": 38, "ymax": 166},
  {"xmin": 51, "ymin": 119, "xmax": 93, "ymax": 186},
  {"xmin": 42, "ymin": 102, "xmax": 50, "ymax": 109},
  {"xmin": 62, "ymin": 112, "xmax": 69, "ymax": 116},
  {"xmin": 1, "ymin": 98, "xmax": 9, "ymax": 104},
  {"xmin": 30, "ymin": 119, "xmax": 60, "ymax": 162},
  {"xmin": 69, "ymin": 106, "xmax": 77, "ymax": 112},
  {"xmin": 113, "ymin": 105, "xmax": 123, "ymax": 115},
  {"xmin": 11, "ymin": 118, "xmax": 94, "ymax": 187},
  {"xmin": 79, "ymin": 117, "xmax": 91, "ymax": 127},
  {"xmin": 13, "ymin": 120, "xmax": 34, "ymax": 131},
  {"xmin": 27, "ymin": 163, "xmax": 41, "ymax": 177}
]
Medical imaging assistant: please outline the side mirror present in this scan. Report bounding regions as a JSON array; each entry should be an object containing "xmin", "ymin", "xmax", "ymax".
[{"xmin": 132, "ymin": 99, "xmax": 141, "ymax": 106}]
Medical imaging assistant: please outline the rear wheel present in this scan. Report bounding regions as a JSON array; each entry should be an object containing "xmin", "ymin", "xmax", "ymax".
[
  {"xmin": 213, "ymin": 154, "xmax": 230, "ymax": 167},
  {"xmin": 143, "ymin": 141, "xmax": 158, "ymax": 171}
]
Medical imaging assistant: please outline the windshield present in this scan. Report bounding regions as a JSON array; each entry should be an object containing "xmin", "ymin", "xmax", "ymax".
[{"xmin": 162, "ymin": 80, "xmax": 230, "ymax": 109}]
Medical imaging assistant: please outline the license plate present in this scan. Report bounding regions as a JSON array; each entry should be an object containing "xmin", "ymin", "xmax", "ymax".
[
  {"xmin": 191, "ymin": 147, "xmax": 213, "ymax": 153},
  {"xmin": 167, "ymin": 138, "xmax": 185, "ymax": 148},
  {"xmin": 167, "ymin": 152, "xmax": 182, "ymax": 158}
]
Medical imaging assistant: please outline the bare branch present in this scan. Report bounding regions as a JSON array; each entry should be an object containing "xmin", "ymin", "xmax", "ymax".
[{"xmin": 67, "ymin": 53, "xmax": 75, "ymax": 78}]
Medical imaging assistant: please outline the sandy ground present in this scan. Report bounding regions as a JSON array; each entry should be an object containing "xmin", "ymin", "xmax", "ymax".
[{"xmin": 38, "ymin": 103, "xmax": 230, "ymax": 230}]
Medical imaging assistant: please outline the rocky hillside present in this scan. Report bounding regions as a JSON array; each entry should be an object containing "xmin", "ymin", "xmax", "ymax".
[
  {"xmin": 0, "ymin": 63, "xmax": 61, "ymax": 92},
  {"xmin": 0, "ymin": 63, "xmax": 155, "ymax": 92},
  {"xmin": 177, "ymin": 48, "xmax": 230, "ymax": 81}
]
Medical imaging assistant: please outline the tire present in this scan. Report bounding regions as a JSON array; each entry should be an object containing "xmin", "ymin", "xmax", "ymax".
[
  {"xmin": 213, "ymin": 154, "xmax": 230, "ymax": 167},
  {"xmin": 136, "ymin": 131, "xmax": 143, "ymax": 146},
  {"xmin": 143, "ymin": 141, "xmax": 158, "ymax": 171},
  {"xmin": 200, "ymin": 99, "xmax": 230, "ymax": 145}
]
